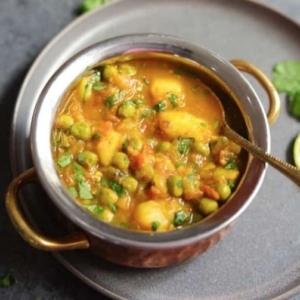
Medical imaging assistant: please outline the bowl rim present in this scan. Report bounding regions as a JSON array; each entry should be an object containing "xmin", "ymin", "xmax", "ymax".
[{"xmin": 31, "ymin": 33, "xmax": 269, "ymax": 249}]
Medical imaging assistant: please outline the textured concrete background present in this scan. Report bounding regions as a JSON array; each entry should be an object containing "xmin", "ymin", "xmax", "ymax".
[{"xmin": 0, "ymin": 1, "xmax": 299, "ymax": 300}]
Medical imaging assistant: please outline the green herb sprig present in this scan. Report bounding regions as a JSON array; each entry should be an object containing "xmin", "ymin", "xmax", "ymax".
[
  {"xmin": 0, "ymin": 269, "xmax": 17, "ymax": 288},
  {"xmin": 272, "ymin": 61, "xmax": 300, "ymax": 118},
  {"xmin": 81, "ymin": 0, "xmax": 113, "ymax": 13}
]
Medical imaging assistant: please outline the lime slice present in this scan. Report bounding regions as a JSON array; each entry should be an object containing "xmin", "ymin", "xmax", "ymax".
[{"xmin": 293, "ymin": 133, "xmax": 300, "ymax": 168}]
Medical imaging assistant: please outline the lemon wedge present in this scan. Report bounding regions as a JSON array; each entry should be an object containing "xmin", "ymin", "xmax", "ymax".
[{"xmin": 293, "ymin": 133, "xmax": 300, "ymax": 168}]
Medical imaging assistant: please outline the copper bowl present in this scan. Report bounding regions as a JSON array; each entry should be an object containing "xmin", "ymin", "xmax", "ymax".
[{"xmin": 6, "ymin": 34, "xmax": 280, "ymax": 268}]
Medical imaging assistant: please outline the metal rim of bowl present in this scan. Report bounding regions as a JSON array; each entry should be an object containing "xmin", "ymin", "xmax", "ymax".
[{"xmin": 31, "ymin": 33, "xmax": 269, "ymax": 249}]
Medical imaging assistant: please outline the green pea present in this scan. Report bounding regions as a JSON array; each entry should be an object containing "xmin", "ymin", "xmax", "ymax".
[
  {"xmin": 122, "ymin": 176, "xmax": 138, "ymax": 194},
  {"xmin": 192, "ymin": 142, "xmax": 210, "ymax": 156},
  {"xmin": 127, "ymin": 137, "xmax": 143, "ymax": 156},
  {"xmin": 111, "ymin": 152, "xmax": 130, "ymax": 171},
  {"xmin": 98, "ymin": 187, "xmax": 118, "ymax": 204},
  {"xmin": 198, "ymin": 198, "xmax": 218, "ymax": 215},
  {"xmin": 158, "ymin": 141, "xmax": 171, "ymax": 152},
  {"xmin": 118, "ymin": 102, "xmax": 136, "ymax": 118},
  {"xmin": 216, "ymin": 183, "xmax": 231, "ymax": 200},
  {"xmin": 77, "ymin": 151, "xmax": 98, "ymax": 168},
  {"xmin": 70, "ymin": 120, "xmax": 92, "ymax": 141},
  {"xmin": 167, "ymin": 175, "xmax": 183, "ymax": 197},
  {"xmin": 118, "ymin": 64, "xmax": 137, "ymax": 76},
  {"xmin": 103, "ymin": 65, "xmax": 117, "ymax": 80},
  {"xmin": 57, "ymin": 114, "xmax": 74, "ymax": 130}
]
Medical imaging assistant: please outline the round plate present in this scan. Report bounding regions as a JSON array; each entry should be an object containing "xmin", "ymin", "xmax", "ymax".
[{"xmin": 11, "ymin": 0, "xmax": 300, "ymax": 299}]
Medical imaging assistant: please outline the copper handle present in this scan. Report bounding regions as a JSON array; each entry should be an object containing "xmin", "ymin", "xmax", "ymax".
[
  {"xmin": 231, "ymin": 59, "xmax": 281, "ymax": 125},
  {"xmin": 5, "ymin": 168, "xmax": 90, "ymax": 251}
]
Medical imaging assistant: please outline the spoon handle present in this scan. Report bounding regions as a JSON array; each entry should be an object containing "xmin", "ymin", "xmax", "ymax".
[{"xmin": 223, "ymin": 124, "xmax": 300, "ymax": 187}]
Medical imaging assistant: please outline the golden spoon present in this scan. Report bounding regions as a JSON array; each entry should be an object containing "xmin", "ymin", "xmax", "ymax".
[{"xmin": 221, "ymin": 119, "xmax": 300, "ymax": 186}]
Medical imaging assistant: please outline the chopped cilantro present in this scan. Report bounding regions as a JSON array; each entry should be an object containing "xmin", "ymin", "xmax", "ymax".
[
  {"xmin": 228, "ymin": 180, "xmax": 235, "ymax": 189},
  {"xmin": 151, "ymin": 221, "xmax": 160, "ymax": 231},
  {"xmin": 92, "ymin": 82, "xmax": 108, "ymax": 91},
  {"xmin": 83, "ymin": 70, "xmax": 101, "ymax": 102},
  {"xmin": 78, "ymin": 181, "xmax": 93, "ymax": 200},
  {"xmin": 105, "ymin": 94, "xmax": 117, "ymax": 108},
  {"xmin": 173, "ymin": 211, "xmax": 189, "ymax": 227},
  {"xmin": 167, "ymin": 93, "xmax": 178, "ymax": 107},
  {"xmin": 177, "ymin": 137, "xmax": 195, "ymax": 155},
  {"xmin": 105, "ymin": 91, "xmax": 124, "ymax": 109},
  {"xmin": 133, "ymin": 99, "xmax": 144, "ymax": 106},
  {"xmin": 0, "ymin": 269, "xmax": 17, "ymax": 288},
  {"xmin": 100, "ymin": 179, "xmax": 126, "ymax": 196},
  {"xmin": 225, "ymin": 160, "xmax": 237, "ymax": 170},
  {"xmin": 68, "ymin": 187, "xmax": 78, "ymax": 198},
  {"xmin": 122, "ymin": 136, "xmax": 129, "ymax": 151},
  {"xmin": 141, "ymin": 107, "xmax": 153, "ymax": 119},
  {"xmin": 57, "ymin": 155, "xmax": 72, "ymax": 168},
  {"xmin": 92, "ymin": 132, "xmax": 101, "ymax": 140},
  {"xmin": 213, "ymin": 120, "xmax": 220, "ymax": 129},
  {"xmin": 154, "ymin": 101, "xmax": 167, "ymax": 112},
  {"xmin": 81, "ymin": 0, "xmax": 113, "ymax": 13},
  {"xmin": 109, "ymin": 203, "xmax": 117, "ymax": 213},
  {"xmin": 73, "ymin": 162, "xmax": 85, "ymax": 182},
  {"xmin": 85, "ymin": 204, "xmax": 104, "ymax": 214}
]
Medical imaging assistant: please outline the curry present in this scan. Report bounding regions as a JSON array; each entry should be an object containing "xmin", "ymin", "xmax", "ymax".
[{"xmin": 51, "ymin": 55, "xmax": 242, "ymax": 232}]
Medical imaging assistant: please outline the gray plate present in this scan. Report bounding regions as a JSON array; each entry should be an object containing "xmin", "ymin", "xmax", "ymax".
[{"xmin": 10, "ymin": 0, "xmax": 300, "ymax": 299}]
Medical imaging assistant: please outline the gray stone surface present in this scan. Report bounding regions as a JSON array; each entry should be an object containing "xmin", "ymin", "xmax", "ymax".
[{"xmin": 0, "ymin": 1, "xmax": 299, "ymax": 300}]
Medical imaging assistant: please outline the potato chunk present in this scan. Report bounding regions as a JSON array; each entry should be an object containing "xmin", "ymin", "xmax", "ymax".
[
  {"xmin": 78, "ymin": 76, "xmax": 92, "ymax": 101},
  {"xmin": 133, "ymin": 200, "xmax": 169, "ymax": 231},
  {"xmin": 151, "ymin": 77, "xmax": 182, "ymax": 101},
  {"xmin": 158, "ymin": 111, "xmax": 211, "ymax": 142},
  {"xmin": 97, "ymin": 130, "xmax": 121, "ymax": 166}
]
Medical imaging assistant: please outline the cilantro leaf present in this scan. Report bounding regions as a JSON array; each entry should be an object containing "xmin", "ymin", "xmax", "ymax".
[
  {"xmin": 92, "ymin": 82, "xmax": 108, "ymax": 91},
  {"xmin": 167, "ymin": 93, "xmax": 178, "ymax": 107},
  {"xmin": 100, "ymin": 179, "xmax": 126, "ymax": 196},
  {"xmin": 73, "ymin": 162, "xmax": 85, "ymax": 182},
  {"xmin": 227, "ymin": 180, "xmax": 235, "ymax": 189},
  {"xmin": 83, "ymin": 70, "xmax": 101, "ymax": 102},
  {"xmin": 272, "ymin": 61, "xmax": 300, "ymax": 95},
  {"xmin": 78, "ymin": 181, "xmax": 93, "ymax": 200},
  {"xmin": 151, "ymin": 221, "xmax": 160, "ymax": 231},
  {"xmin": 290, "ymin": 91, "xmax": 300, "ymax": 118},
  {"xmin": 173, "ymin": 211, "xmax": 190, "ymax": 227},
  {"xmin": 109, "ymin": 203, "xmax": 117, "ymax": 213},
  {"xmin": 57, "ymin": 155, "xmax": 72, "ymax": 168},
  {"xmin": 225, "ymin": 159, "xmax": 237, "ymax": 170},
  {"xmin": 105, "ymin": 92, "xmax": 123, "ymax": 109},
  {"xmin": 85, "ymin": 204, "xmax": 104, "ymax": 214},
  {"xmin": 177, "ymin": 137, "xmax": 195, "ymax": 155},
  {"xmin": 0, "ymin": 269, "xmax": 17, "ymax": 288},
  {"xmin": 81, "ymin": 0, "xmax": 113, "ymax": 13},
  {"xmin": 154, "ymin": 101, "xmax": 167, "ymax": 112},
  {"xmin": 68, "ymin": 187, "xmax": 78, "ymax": 198}
]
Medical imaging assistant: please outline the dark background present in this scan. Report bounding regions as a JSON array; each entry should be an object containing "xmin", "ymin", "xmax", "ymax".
[{"xmin": 0, "ymin": 1, "xmax": 299, "ymax": 300}]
